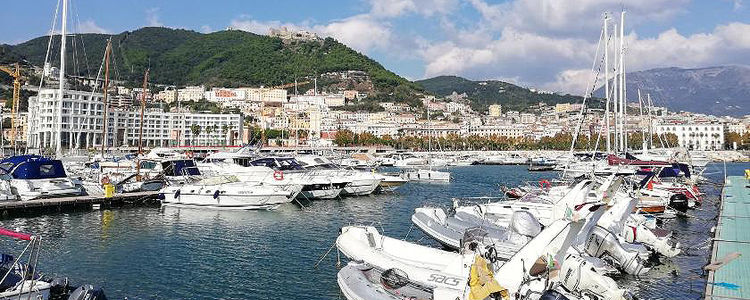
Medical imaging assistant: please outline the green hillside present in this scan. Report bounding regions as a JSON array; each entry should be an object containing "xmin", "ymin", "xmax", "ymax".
[
  {"xmin": 417, "ymin": 75, "xmax": 596, "ymax": 112},
  {"xmin": 2, "ymin": 27, "xmax": 420, "ymax": 97}
]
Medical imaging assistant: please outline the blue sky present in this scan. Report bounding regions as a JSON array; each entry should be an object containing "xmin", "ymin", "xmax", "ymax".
[{"xmin": 2, "ymin": 0, "xmax": 749, "ymax": 94}]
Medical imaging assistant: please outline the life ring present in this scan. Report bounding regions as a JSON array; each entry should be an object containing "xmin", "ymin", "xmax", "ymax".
[
  {"xmin": 101, "ymin": 176, "xmax": 111, "ymax": 185},
  {"xmin": 273, "ymin": 170, "xmax": 284, "ymax": 181},
  {"xmin": 540, "ymin": 179, "xmax": 551, "ymax": 190}
]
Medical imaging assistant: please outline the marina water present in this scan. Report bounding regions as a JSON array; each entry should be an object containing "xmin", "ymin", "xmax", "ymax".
[{"xmin": 0, "ymin": 163, "xmax": 747, "ymax": 299}]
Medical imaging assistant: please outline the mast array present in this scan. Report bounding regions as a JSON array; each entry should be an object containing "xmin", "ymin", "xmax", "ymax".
[
  {"xmin": 55, "ymin": 0, "xmax": 68, "ymax": 156},
  {"xmin": 139, "ymin": 69, "xmax": 150, "ymax": 155},
  {"xmin": 100, "ymin": 39, "xmax": 112, "ymax": 157}
]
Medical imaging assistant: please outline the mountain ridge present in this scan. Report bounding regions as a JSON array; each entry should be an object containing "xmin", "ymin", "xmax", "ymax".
[
  {"xmin": 416, "ymin": 75, "xmax": 592, "ymax": 112},
  {"xmin": 595, "ymin": 65, "xmax": 750, "ymax": 117}
]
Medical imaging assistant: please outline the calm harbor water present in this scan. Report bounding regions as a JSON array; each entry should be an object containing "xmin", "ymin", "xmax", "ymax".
[{"xmin": 0, "ymin": 163, "xmax": 748, "ymax": 299}]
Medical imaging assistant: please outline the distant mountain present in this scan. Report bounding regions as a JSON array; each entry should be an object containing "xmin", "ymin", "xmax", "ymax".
[
  {"xmin": 595, "ymin": 65, "xmax": 750, "ymax": 117},
  {"xmin": 416, "ymin": 75, "xmax": 593, "ymax": 112},
  {"xmin": 0, "ymin": 27, "xmax": 421, "ymax": 101}
]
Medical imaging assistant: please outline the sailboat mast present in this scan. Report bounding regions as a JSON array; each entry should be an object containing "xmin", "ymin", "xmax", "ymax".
[
  {"xmin": 638, "ymin": 89, "xmax": 645, "ymax": 151},
  {"xmin": 648, "ymin": 93, "xmax": 654, "ymax": 148},
  {"xmin": 604, "ymin": 14, "xmax": 610, "ymax": 153},
  {"xmin": 101, "ymin": 39, "xmax": 111, "ymax": 157},
  {"xmin": 619, "ymin": 12, "xmax": 626, "ymax": 153},
  {"xmin": 55, "ymin": 0, "xmax": 68, "ymax": 157},
  {"xmin": 138, "ymin": 69, "xmax": 149, "ymax": 155}
]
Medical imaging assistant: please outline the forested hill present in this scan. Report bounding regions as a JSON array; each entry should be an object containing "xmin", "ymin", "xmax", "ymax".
[
  {"xmin": 1, "ymin": 27, "xmax": 421, "ymax": 98},
  {"xmin": 416, "ymin": 75, "xmax": 595, "ymax": 112}
]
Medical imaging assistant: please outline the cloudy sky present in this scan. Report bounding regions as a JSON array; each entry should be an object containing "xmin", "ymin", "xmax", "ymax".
[{"xmin": 2, "ymin": 0, "xmax": 749, "ymax": 94}]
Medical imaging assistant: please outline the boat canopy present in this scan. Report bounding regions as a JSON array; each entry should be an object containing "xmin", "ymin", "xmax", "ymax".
[
  {"xmin": 0, "ymin": 155, "xmax": 67, "ymax": 179},
  {"xmin": 162, "ymin": 159, "xmax": 201, "ymax": 176}
]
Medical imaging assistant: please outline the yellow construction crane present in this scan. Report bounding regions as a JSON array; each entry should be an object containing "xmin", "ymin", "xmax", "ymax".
[{"xmin": 0, "ymin": 63, "xmax": 22, "ymax": 149}]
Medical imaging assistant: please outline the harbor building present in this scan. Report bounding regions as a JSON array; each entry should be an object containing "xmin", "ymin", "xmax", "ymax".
[
  {"xmin": 27, "ymin": 88, "xmax": 243, "ymax": 150},
  {"xmin": 655, "ymin": 123, "xmax": 725, "ymax": 150}
]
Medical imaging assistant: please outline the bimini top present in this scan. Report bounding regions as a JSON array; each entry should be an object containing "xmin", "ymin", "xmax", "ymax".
[{"xmin": 0, "ymin": 155, "xmax": 67, "ymax": 179}]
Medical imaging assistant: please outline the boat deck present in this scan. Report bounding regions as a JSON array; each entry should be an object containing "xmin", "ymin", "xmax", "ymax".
[
  {"xmin": 0, "ymin": 191, "xmax": 160, "ymax": 217},
  {"xmin": 706, "ymin": 175, "xmax": 750, "ymax": 300}
]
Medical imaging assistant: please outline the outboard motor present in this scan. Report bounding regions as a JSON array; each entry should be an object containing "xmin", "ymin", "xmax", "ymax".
[
  {"xmin": 68, "ymin": 285, "xmax": 107, "ymax": 300},
  {"xmin": 539, "ymin": 290, "xmax": 570, "ymax": 300},
  {"xmin": 49, "ymin": 277, "xmax": 70, "ymax": 300},
  {"xmin": 560, "ymin": 254, "xmax": 627, "ymax": 300},
  {"xmin": 668, "ymin": 194, "xmax": 689, "ymax": 213},
  {"xmin": 584, "ymin": 226, "xmax": 650, "ymax": 275}
]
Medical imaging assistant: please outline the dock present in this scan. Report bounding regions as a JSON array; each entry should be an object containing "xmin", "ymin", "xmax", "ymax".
[
  {"xmin": 705, "ymin": 175, "xmax": 750, "ymax": 300},
  {"xmin": 0, "ymin": 192, "xmax": 160, "ymax": 218}
]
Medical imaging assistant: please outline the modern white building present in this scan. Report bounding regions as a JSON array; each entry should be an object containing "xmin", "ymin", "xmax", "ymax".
[
  {"xmin": 655, "ymin": 123, "xmax": 725, "ymax": 150},
  {"xmin": 27, "ymin": 88, "xmax": 243, "ymax": 150}
]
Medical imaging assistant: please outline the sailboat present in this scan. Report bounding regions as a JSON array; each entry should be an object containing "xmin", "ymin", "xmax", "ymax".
[{"xmin": 402, "ymin": 97, "xmax": 450, "ymax": 183}]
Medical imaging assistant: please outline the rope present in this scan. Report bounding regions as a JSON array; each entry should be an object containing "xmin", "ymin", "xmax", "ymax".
[{"xmin": 313, "ymin": 240, "xmax": 337, "ymax": 269}]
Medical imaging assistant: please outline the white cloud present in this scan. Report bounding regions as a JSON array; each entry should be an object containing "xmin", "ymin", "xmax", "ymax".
[
  {"xmin": 467, "ymin": 0, "xmax": 688, "ymax": 39},
  {"xmin": 369, "ymin": 0, "xmax": 458, "ymax": 18},
  {"xmin": 229, "ymin": 17, "xmax": 307, "ymax": 35},
  {"xmin": 78, "ymin": 20, "xmax": 109, "ymax": 34},
  {"xmin": 146, "ymin": 8, "xmax": 163, "ymax": 27},
  {"xmin": 314, "ymin": 14, "xmax": 392, "ymax": 52},
  {"xmin": 200, "ymin": 25, "xmax": 213, "ymax": 33}
]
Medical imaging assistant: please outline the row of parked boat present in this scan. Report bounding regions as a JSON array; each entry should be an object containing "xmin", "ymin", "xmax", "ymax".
[
  {"xmin": 0, "ymin": 147, "xmax": 420, "ymax": 210},
  {"xmin": 331, "ymin": 150, "xmax": 708, "ymax": 300}
]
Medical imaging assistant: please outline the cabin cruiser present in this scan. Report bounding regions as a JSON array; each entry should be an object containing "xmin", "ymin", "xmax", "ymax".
[
  {"xmin": 159, "ymin": 174, "xmax": 296, "ymax": 210},
  {"xmin": 0, "ymin": 155, "xmax": 82, "ymax": 201},
  {"xmin": 198, "ymin": 162, "xmax": 304, "ymax": 197},
  {"xmin": 247, "ymin": 157, "xmax": 349, "ymax": 200},
  {"xmin": 295, "ymin": 155, "xmax": 381, "ymax": 196}
]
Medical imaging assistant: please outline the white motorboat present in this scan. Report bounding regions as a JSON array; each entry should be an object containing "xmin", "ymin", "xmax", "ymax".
[
  {"xmin": 247, "ymin": 157, "xmax": 349, "ymax": 200},
  {"xmin": 159, "ymin": 175, "xmax": 295, "ymax": 210},
  {"xmin": 402, "ymin": 169, "xmax": 450, "ymax": 183},
  {"xmin": 296, "ymin": 155, "xmax": 381, "ymax": 196},
  {"xmin": 0, "ymin": 155, "xmax": 82, "ymax": 201}
]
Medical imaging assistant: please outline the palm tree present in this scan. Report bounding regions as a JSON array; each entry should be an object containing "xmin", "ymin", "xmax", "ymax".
[
  {"xmin": 205, "ymin": 125, "xmax": 214, "ymax": 146},
  {"xmin": 190, "ymin": 124, "xmax": 201, "ymax": 147},
  {"xmin": 222, "ymin": 124, "xmax": 229, "ymax": 146}
]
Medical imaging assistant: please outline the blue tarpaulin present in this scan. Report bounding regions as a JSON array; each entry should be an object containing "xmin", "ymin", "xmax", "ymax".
[{"xmin": 0, "ymin": 155, "xmax": 67, "ymax": 179}]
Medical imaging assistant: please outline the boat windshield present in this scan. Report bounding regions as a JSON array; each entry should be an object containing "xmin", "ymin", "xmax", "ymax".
[
  {"xmin": 249, "ymin": 158, "xmax": 304, "ymax": 171},
  {"xmin": 162, "ymin": 160, "xmax": 201, "ymax": 176}
]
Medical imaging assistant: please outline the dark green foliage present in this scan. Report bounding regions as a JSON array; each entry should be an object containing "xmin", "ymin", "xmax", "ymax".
[
  {"xmin": 2, "ymin": 28, "xmax": 419, "ymax": 99},
  {"xmin": 417, "ymin": 75, "xmax": 602, "ymax": 112}
]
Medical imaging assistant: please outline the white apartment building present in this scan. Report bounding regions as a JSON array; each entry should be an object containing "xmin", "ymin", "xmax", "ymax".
[
  {"xmin": 244, "ymin": 88, "xmax": 287, "ymax": 102},
  {"xmin": 727, "ymin": 123, "xmax": 748, "ymax": 135},
  {"xmin": 27, "ymin": 88, "xmax": 243, "ymax": 150},
  {"xmin": 468, "ymin": 125, "xmax": 525, "ymax": 138},
  {"xmin": 655, "ymin": 123, "xmax": 725, "ymax": 150},
  {"xmin": 178, "ymin": 86, "xmax": 206, "ymax": 102}
]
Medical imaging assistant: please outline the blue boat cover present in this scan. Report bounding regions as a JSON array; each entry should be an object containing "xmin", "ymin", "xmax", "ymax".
[
  {"xmin": 162, "ymin": 160, "xmax": 201, "ymax": 176},
  {"xmin": 0, "ymin": 155, "xmax": 67, "ymax": 179}
]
